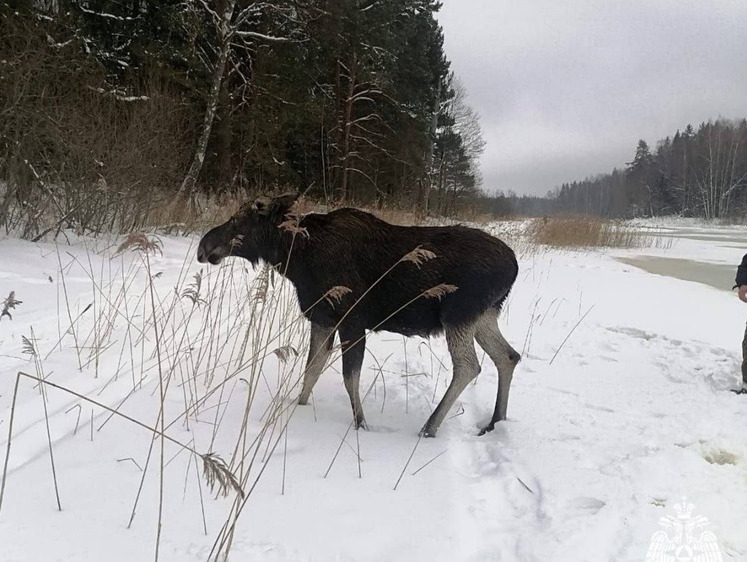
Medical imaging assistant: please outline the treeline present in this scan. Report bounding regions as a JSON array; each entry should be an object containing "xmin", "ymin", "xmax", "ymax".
[
  {"xmin": 398, "ymin": 118, "xmax": 747, "ymax": 221},
  {"xmin": 1, "ymin": 0, "xmax": 487, "ymax": 237},
  {"xmin": 536, "ymin": 119, "xmax": 747, "ymax": 219}
]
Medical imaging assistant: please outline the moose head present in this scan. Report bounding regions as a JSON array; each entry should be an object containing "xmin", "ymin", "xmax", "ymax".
[{"xmin": 197, "ymin": 193, "xmax": 300, "ymax": 266}]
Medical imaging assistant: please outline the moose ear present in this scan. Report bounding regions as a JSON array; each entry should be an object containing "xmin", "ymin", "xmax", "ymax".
[
  {"xmin": 251, "ymin": 196, "xmax": 273, "ymax": 215},
  {"xmin": 252, "ymin": 193, "xmax": 299, "ymax": 216},
  {"xmin": 273, "ymin": 192, "xmax": 300, "ymax": 213}
]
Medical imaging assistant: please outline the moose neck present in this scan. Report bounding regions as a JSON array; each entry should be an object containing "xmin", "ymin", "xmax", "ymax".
[{"xmin": 256, "ymin": 219, "xmax": 304, "ymax": 280}]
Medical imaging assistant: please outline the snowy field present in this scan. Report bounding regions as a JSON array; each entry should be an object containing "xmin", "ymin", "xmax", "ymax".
[{"xmin": 1, "ymin": 219, "xmax": 746, "ymax": 561}]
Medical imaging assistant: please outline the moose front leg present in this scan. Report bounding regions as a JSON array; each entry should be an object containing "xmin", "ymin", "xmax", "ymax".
[
  {"xmin": 298, "ymin": 323, "xmax": 335, "ymax": 405},
  {"xmin": 339, "ymin": 326, "xmax": 368, "ymax": 430}
]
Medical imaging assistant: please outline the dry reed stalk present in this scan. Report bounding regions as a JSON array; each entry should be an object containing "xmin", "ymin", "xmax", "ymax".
[
  {"xmin": 403, "ymin": 337, "xmax": 409, "ymax": 414},
  {"xmin": 192, "ymin": 453, "xmax": 208, "ymax": 535},
  {"xmin": 422, "ymin": 284, "xmax": 458, "ymax": 300},
  {"xmin": 323, "ymin": 285, "xmax": 352, "ymax": 308},
  {"xmin": 56, "ymin": 245, "xmax": 83, "ymax": 370},
  {"xmin": 401, "ymin": 246, "xmax": 437, "ymax": 268},
  {"xmin": 115, "ymin": 232, "xmax": 163, "ymax": 256},
  {"xmin": 64, "ymin": 404, "xmax": 82, "ymax": 435},
  {"xmin": 202, "ymin": 453, "xmax": 244, "ymax": 499},
  {"xmin": 141, "ymin": 247, "xmax": 166, "ymax": 562},
  {"xmin": 355, "ymin": 419, "xmax": 362, "ymax": 479},
  {"xmin": 277, "ymin": 215, "xmax": 309, "ymax": 238},
  {"xmin": 522, "ymin": 296, "xmax": 542, "ymax": 357},
  {"xmin": 323, "ymin": 370, "xmax": 383, "ymax": 479},
  {"xmin": 368, "ymin": 352, "xmax": 393, "ymax": 414},
  {"xmin": 0, "ymin": 372, "xmax": 244, "ymax": 515},
  {"xmin": 411, "ymin": 449, "xmax": 448, "ymax": 476},
  {"xmin": 208, "ymin": 392, "xmax": 311, "ymax": 560},
  {"xmin": 0, "ymin": 374, "xmax": 21, "ymax": 515},
  {"xmin": 393, "ymin": 434, "xmax": 423, "ymax": 491},
  {"xmin": 27, "ymin": 328, "xmax": 62, "ymax": 511},
  {"xmin": 204, "ymin": 301, "xmax": 314, "ymax": 556},
  {"xmin": 549, "ymin": 305, "xmax": 595, "ymax": 365},
  {"xmin": 0, "ymin": 291, "xmax": 22, "ymax": 321}
]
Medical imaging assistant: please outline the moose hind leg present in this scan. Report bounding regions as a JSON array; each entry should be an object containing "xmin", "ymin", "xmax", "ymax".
[
  {"xmin": 421, "ymin": 323, "xmax": 480, "ymax": 438},
  {"xmin": 339, "ymin": 327, "xmax": 368, "ymax": 430},
  {"xmin": 298, "ymin": 324, "xmax": 335, "ymax": 405},
  {"xmin": 474, "ymin": 310, "xmax": 520, "ymax": 435}
]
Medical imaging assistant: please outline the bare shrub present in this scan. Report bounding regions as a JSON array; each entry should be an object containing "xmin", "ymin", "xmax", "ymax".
[
  {"xmin": 0, "ymin": 14, "xmax": 194, "ymax": 238},
  {"xmin": 370, "ymin": 205, "xmax": 428, "ymax": 226}
]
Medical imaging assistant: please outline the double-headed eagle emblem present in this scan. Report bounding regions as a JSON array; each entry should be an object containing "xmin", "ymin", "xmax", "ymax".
[{"xmin": 645, "ymin": 498, "xmax": 723, "ymax": 562}]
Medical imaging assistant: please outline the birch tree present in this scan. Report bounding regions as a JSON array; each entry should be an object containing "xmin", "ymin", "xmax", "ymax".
[
  {"xmin": 431, "ymin": 73, "xmax": 485, "ymax": 215},
  {"xmin": 693, "ymin": 120, "xmax": 747, "ymax": 218},
  {"xmin": 177, "ymin": 0, "xmax": 303, "ymax": 198}
]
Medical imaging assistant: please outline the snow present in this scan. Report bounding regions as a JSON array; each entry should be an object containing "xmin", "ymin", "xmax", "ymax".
[
  {"xmin": 1, "ymin": 221, "xmax": 746, "ymax": 561},
  {"xmin": 77, "ymin": 7, "xmax": 137, "ymax": 21}
]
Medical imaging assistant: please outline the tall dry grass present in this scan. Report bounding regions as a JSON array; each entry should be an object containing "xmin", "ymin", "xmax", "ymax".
[
  {"xmin": 526, "ymin": 215, "xmax": 671, "ymax": 249},
  {"xmin": 0, "ymin": 234, "xmax": 313, "ymax": 560},
  {"xmin": 0, "ymin": 221, "xmax": 468, "ymax": 561}
]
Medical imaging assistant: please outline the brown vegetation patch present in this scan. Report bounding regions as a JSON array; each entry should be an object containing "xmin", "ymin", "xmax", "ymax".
[{"xmin": 527, "ymin": 215, "xmax": 648, "ymax": 249}]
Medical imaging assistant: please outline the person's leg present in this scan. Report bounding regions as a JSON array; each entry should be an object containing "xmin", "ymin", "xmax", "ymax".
[{"xmin": 735, "ymin": 320, "xmax": 747, "ymax": 394}]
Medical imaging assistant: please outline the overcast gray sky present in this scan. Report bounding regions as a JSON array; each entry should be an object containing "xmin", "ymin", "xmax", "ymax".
[{"xmin": 437, "ymin": 0, "xmax": 747, "ymax": 196}]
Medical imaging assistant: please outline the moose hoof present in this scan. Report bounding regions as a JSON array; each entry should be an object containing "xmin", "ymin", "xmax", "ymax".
[
  {"xmin": 355, "ymin": 418, "xmax": 369, "ymax": 431},
  {"xmin": 298, "ymin": 396, "xmax": 309, "ymax": 406},
  {"xmin": 419, "ymin": 425, "xmax": 437, "ymax": 438},
  {"xmin": 478, "ymin": 423, "xmax": 495, "ymax": 436},
  {"xmin": 731, "ymin": 387, "xmax": 747, "ymax": 395}
]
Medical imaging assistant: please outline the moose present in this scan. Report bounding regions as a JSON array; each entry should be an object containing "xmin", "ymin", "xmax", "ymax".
[{"xmin": 197, "ymin": 193, "xmax": 520, "ymax": 437}]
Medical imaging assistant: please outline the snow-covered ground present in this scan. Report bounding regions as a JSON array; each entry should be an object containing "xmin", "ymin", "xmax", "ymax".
[{"xmin": 1, "ymin": 220, "xmax": 746, "ymax": 561}]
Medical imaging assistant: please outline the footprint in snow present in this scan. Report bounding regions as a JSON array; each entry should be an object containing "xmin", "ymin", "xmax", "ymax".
[
  {"xmin": 567, "ymin": 496, "xmax": 606, "ymax": 516},
  {"xmin": 701, "ymin": 448, "xmax": 740, "ymax": 466},
  {"xmin": 359, "ymin": 424, "xmax": 399, "ymax": 434}
]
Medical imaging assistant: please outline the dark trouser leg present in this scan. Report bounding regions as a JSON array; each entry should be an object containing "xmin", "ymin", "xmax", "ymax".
[{"xmin": 742, "ymin": 320, "xmax": 747, "ymax": 385}]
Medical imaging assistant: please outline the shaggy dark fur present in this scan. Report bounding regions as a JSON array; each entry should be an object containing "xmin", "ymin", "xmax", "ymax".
[{"xmin": 198, "ymin": 193, "xmax": 520, "ymax": 436}]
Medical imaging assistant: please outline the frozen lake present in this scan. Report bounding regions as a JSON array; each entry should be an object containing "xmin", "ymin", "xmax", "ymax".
[
  {"xmin": 616, "ymin": 222, "xmax": 747, "ymax": 292},
  {"xmin": 616, "ymin": 256, "xmax": 735, "ymax": 292}
]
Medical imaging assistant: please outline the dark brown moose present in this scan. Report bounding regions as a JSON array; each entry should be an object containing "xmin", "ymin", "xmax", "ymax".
[{"xmin": 197, "ymin": 193, "xmax": 520, "ymax": 437}]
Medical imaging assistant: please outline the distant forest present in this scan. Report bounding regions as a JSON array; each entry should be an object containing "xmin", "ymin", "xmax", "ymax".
[
  {"xmin": 493, "ymin": 119, "xmax": 747, "ymax": 220},
  {"xmin": 1, "ymin": 0, "xmax": 489, "ymax": 236}
]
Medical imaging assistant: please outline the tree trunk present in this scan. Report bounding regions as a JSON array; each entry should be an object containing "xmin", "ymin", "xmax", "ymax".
[
  {"xmin": 215, "ymin": 78, "xmax": 233, "ymax": 190},
  {"xmin": 177, "ymin": 0, "xmax": 236, "ymax": 198},
  {"xmin": 423, "ymin": 81, "xmax": 441, "ymax": 212},
  {"xmin": 338, "ymin": 57, "xmax": 356, "ymax": 202}
]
